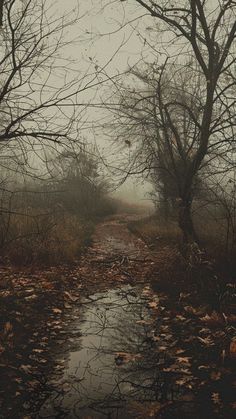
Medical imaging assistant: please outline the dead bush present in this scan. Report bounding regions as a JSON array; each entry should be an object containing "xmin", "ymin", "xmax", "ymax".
[{"xmin": 2, "ymin": 211, "xmax": 94, "ymax": 265}]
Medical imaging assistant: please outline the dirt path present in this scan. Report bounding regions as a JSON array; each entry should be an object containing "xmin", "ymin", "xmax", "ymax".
[
  {"xmin": 1, "ymin": 214, "xmax": 235, "ymax": 419},
  {"xmin": 0, "ymin": 214, "xmax": 154, "ymax": 419},
  {"xmin": 76, "ymin": 214, "xmax": 153, "ymax": 291}
]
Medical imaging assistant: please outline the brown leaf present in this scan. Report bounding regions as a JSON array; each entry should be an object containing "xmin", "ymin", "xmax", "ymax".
[
  {"xmin": 184, "ymin": 305, "xmax": 197, "ymax": 315},
  {"xmin": 114, "ymin": 352, "xmax": 141, "ymax": 365},
  {"xmin": 176, "ymin": 377, "xmax": 193, "ymax": 388},
  {"xmin": 175, "ymin": 315, "xmax": 186, "ymax": 321},
  {"xmin": 4, "ymin": 321, "xmax": 13, "ymax": 334},
  {"xmin": 64, "ymin": 303, "xmax": 72, "ymax": 309},
  {"xmin": 197, "ymin": 336, "xmax": 214, "ymax": 346},
  {"xmin": 64, "ymin": 291, "xmax": 78, "ymax": 302},
  {"xmin": 175, "ymin": 349, "xmax": 185, "ymax": 355},
  {"xmin": 211, "ymin": 371, "xmax": 221, "ymax": 381},
  {"xmin": 148, "ymin": 300, "xmax": 159, "ymax": 310},
  {"xmin": 52, "ymin": 308, "xmax": 62, "ymax": 314},
  {"xmin": 229, "ymin": 338, "xmax": 236, "ymax": 358},
  {"xmin": 211, "ymin": 392, "xmax": 221, "ymax": 405},
  {"xmin": 158, "ymin": 346, "xmax": 167, "ymax": 351},
  {"xmin": 177, "ymin": 357, "xmax": 191, "ymax": 366},
  {"xmin": 20, "ymin": 364, "xmax": 32, "ymax": 374},
  {"xmin": 200, "ymin": 311, "xmax": 224, "ymax": 327},
  {"xmin": 198, "ymin": 365, "xmax": 209, "ymax": 370}
]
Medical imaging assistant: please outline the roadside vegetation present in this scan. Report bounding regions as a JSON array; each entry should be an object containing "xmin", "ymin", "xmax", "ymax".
[
  {"xmin": 129, "ymin": 199, "xmax": 236, "ymax": 304},
  {"xmin": 0, "ymin": 148, "xmax": 117, "ymax": 266},
  {"xmin": 105, "ymin": 0, "xmax": 236, "ymax": 325}
]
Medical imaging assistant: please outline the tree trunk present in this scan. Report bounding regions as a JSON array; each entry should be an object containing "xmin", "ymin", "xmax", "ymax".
[
  {"xmin": 0, "ymin": 1, "xmax": 4, "ymax": 27},
  {"xmin": 178, "ymin": 198, "xmax": 198, "ymax": 245}
]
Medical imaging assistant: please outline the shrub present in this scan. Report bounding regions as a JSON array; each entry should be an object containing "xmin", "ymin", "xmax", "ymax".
[{"xmin": 2, "ymin": 210, "xmax": 94, "ymax": 265}]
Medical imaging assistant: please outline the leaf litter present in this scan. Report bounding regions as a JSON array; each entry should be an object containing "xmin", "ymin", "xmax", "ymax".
[{"xmin": 0, "ymin": 214, "xmax": 235, "ymax": 418}]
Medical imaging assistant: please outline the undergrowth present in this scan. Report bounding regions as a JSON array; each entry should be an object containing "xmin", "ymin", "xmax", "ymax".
[
  {"xmin": 128, "ymin": 215, "xmax": 236, "ymax": 310},
  {"xmin": 1, "ymin": 211, "xmax": 95, "ymax": 266}
]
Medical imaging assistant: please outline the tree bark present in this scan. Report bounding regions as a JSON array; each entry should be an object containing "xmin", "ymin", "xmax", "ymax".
[
  {"xmin": 0, "ymin": 0, "xmax": 4, "ymax": 27},
  {"xmin": 178, "ymin": 197, "xmax": 198, "ymax": 244}
]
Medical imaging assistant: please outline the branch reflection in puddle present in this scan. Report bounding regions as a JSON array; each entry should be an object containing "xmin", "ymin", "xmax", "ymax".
[{"xmin": 38, "ymin": 285, "xmax": 167, "ymax": 418}]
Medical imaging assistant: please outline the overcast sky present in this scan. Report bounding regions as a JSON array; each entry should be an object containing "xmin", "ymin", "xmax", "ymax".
[{"xmin": 52, "ymin": 0, "xmax": 154, "ymax": 203}]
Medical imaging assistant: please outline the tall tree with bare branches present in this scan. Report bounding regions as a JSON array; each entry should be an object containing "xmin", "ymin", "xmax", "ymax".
[{"xmin": 104, "ymin": 0, "xmax": 236, "ymax": 243}]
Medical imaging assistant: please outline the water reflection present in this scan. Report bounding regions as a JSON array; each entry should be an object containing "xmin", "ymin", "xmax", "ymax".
[
  {"xmin": 38, "ymin": 286, "xmax": 163, "ymax": 418},
  {"xmin": 37, "ymin": 285, "xmax": 234, "ymax": 419}
]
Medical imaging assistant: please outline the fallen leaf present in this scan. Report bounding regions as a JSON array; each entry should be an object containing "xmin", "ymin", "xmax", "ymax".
[
  {"xmin": 4, "ymin": 321, "xmax": 13, "ymax": 334},
  {"xmin": 200, "ymin": 312, "xmax": 224, "ymax": 326},
  {"xmin": 184, "ymin": 305, "xmax": 197, "ymax": 315},
  {"xmin": 197, "ymin": 336, "xmax": 214, "ymax": 346},
  {"xmin": 64, "ymin": 303, "xmax": 72, "ymax": 309},
  {"xmin": 52, "ymin": 308, "xmax": 62, "ymax": 314},
  {"xmin": 175, "ymin": 349, "xmax": 185, "ymax": 355},
  {"xmin": 20, "ymin": 365, "xmax": 32, "ymax": 374},
  {"xmin": 114, "ymin": 352, "xmax": 141, "ymax": 365},
  {"xmin": 211, "ymin": 371, "xmax": 221, "ymax": 381},
  {"xmin": 198, "ymin": 365, "xmax": 209, "ymax": 370},
  {"xmin": 148, "ymin": 300, "xmax": 159, "ymax": 309},
  {"xmin": 230, "ymin": 338, "xmax": 236, "ymax": 358},
  {"xmin": 211, "ymin": 392, "xmax": 221, "ymax": 405},
  {"xmin": 177, "ymin": 357, "xmax": 191, "ymax": 366},
  {"xmin": 175, "ymin": 315, "xmax": 186, "ymax": 321},
  {"xmin": 158, "ymin": 346, "xmax": 167, "ymax": 351},
  {"xmin": 64, "ymin": 291, "xmax": 78, "ymax": 302}
]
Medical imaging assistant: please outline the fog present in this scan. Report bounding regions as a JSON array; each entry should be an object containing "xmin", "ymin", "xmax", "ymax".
[{"xmin": 1, "ymin": 2, "xmax": 236, "ymax": 419}]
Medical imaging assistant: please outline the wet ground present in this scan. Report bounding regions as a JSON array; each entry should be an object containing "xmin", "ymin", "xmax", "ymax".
[
  {"xmin": 38, "ymin": 285, "xmax": 157, "ymax": 418},
  {"xmin": 36, "ymin": 214, "xmax": 158, "ymax": 418},
  {"xmin": 1, "ymin": 214, "xmax": 235, "ymax": 418}
]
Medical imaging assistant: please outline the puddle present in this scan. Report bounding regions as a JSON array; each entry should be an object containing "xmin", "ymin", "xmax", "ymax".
[
  {"xmin": 38, "ymin": 285, "xmax": 160, "ymax": 418},
  {"xmin": 35, "ymin": 284, "xmax": 234, "ymax": 419}
]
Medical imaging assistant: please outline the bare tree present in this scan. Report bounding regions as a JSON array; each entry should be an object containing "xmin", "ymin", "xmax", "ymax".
[
  {"xmin": 0, "ymin": 0, "xmax": 122, "ymax": 254},
  {"xmin": 0, "ymin": 0, "xmax": 114, "ymax": 167},
  {"xmin": 105, "ymin": 61, "xmax": 206, "ymax": 241},
  {"xmin": 102, "ymin": 0, "xmax": 236, "ymax": 243}
]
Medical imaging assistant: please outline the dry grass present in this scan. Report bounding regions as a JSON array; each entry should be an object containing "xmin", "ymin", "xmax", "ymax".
[
  {"xmin": 195, "ymin": 216, "xmax": 226, "ymax": 251},
  {"xmin": 1, "ymin": 210, "xmax": 94, "ymax": 265},
  {"xmin": 128, "ymin": 215, "xmax": 182, "ymax": 247},
  {"xmin": 194, "ymin": 214, "xmax": 236, "ymax": 276},
  {"xmin": 130, "ymin": 214, "xmax": 236, "ymax": 299},
  {"xmin": 128, "ymin": 216, "xmax": 188, "ymax": 295},
  {"xmin": 130, "ymin": 213, "xmax": 235, "ymax": 263}
]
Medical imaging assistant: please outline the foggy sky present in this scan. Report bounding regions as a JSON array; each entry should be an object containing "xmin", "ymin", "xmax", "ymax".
[{"xmin": 54, "ymin": 0, "xmax": 154, "ymax": 203}]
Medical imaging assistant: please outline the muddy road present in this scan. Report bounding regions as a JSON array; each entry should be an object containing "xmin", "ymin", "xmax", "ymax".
[
  {"xmin": 0, "ymin": 214, "xmax": 155, "ymax": 419},
  {"xmin": 1, "ymin": 214, "xmax": 235, "ymax": 419}
]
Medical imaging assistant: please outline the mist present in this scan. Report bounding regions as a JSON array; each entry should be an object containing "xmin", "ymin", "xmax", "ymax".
[{"xmin": 0, "ymin": 1, "xmax": 235, "ymax": 418}]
